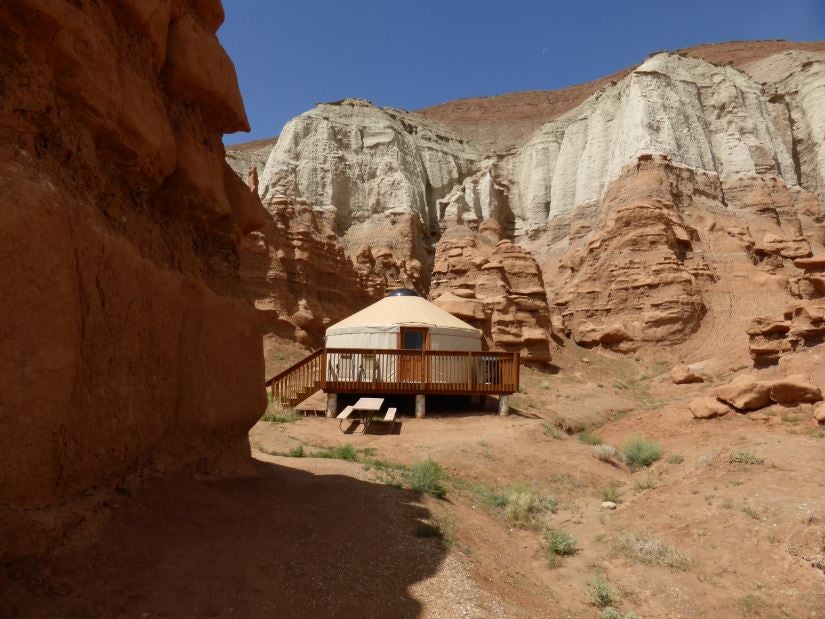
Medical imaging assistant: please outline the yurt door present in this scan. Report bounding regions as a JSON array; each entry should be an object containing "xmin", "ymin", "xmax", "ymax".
[{"xmin": 399, "ymin": 327, "xmax": 427, "ymax": 382}]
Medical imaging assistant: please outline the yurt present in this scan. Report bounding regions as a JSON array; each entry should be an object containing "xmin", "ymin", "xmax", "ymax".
[{"xmin": 325, "ymin": 289, "xmax": 482, "ymax": 351}]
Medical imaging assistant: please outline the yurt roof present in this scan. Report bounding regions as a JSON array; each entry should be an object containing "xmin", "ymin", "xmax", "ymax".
[{"xmin": 326, "ymin": 295, "xmax": 481, "ymax": 336}]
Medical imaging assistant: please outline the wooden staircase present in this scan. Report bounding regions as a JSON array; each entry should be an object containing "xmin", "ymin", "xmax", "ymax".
[{"xmin": 266, "ymin": 349, "xmax": 323, "ymax": 407}]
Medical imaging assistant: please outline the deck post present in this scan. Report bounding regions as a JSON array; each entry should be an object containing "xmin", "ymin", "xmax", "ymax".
[
  {"xmin": 415, "ymin": 394, "xmax": 426, "ymax": 418},
  {"xmin": 498, "ymin": 394, "xmax": 509, "ymax": 417},
  {"xmin": 326, "ymin": 393, "xmax": 337, "ymax": 418}
]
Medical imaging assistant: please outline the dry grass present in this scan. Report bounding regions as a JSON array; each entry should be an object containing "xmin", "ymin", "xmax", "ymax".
[
  {"xmin": 592, "ymin": 444, "xmax": 618, "ymax": 462},
  {"xmin": 612, "ymin": 532, "xmax": 689, "ymax": 570}
]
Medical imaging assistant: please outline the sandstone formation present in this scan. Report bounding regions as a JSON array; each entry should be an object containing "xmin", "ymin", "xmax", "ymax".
[
  {"xmin": 711, "ymin": 374, "xmax": 821, "ymax": 412},
  {"xmin": 1, "ymin": 0, "xmax": 266, "ymax": 561},
  {"xmin": 259, "ymin": 98, "xmax": 483, "ymax": 290},
  {"xmin": 672, "ymin": 364, "xmax": 704, "ymax": 385},
  {"xmin": 229, "ymin": 42, "xmax": 825, "ymax": 357},
  {"xmin": 689, "ymin": 397, "xmax": 733, "ymax": 419},
  {"xmin": 240, "ymin": 194, "xmax": 421, "ymax": 358},
  {"xmin": 226, "ymin": 136, "xmax": 278, "ymax": 179},
  {"xmin": 429, "ymin": 221, "xmax": 552, "ymax": 361},
  {"xmin": 547, "ymin": 156, "xmax": 715, "ymax": 351},
  {"xmin": 748, "ymin": 300, "xmax": 825, "ymax": 365}
]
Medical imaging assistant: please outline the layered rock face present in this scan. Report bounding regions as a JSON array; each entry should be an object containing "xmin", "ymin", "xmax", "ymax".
[
  {"xmin": 230, "ymin": 42, "xmax": 825, "ymax": 357},
  {"xmin": 240, "ymin": 194, "xmax": 415, "ymax": 355},
  {"xmin": 430, "ymin": 221, "xmax": 552, "ymax": 361},
  {"xmin": 1, "ymin": 0, "xmax": 266, "ymax": 561},
  {"xmin": 259, "ymin": 98, "xmax": 482, "ymax": 288},
  {"xmin": 548, "ymin": 156, "xmax": 716, "ymax": 350}
]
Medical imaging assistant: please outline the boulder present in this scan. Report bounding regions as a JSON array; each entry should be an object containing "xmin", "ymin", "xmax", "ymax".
[
  {"xmin": 671, "ymin": 363, "xmax": 704, "ymax": 384},
  {"xmin": 689, "ymin": 397, "xmax": 733, "ymax": 419},
  {"xmin": 713, "ymin": 375, "xmax": 772, "ymax": 411},
  {"xmin": 769, "ymin": 374, "xmax": 822, "ymax": 404},
  {"xmin": 814, "ymin": 404, "xmax": 825, "ymax": 424}
]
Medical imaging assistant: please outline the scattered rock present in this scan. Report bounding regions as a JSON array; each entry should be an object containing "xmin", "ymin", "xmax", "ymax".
[
  {"xmin": 601, "ymin": 502, "xmax": 617, "ymax": 510},
  {"xmin": 769, "ymin": 374, "xmax": 822, "ymax": 404},
  {"xmin": 671, "ymin": 363, "xmax": 704, "ymax": 384},
  {"xmin": 713, "ymin": 375, "xmax": 772, "ymax": 410},
  {"xmin": 689, "ymin": 397, "xmax": 733, "ymax": 419},
  {"xmin": 814, "ymin": 403, "xmax": 825, "ymax": 424}
]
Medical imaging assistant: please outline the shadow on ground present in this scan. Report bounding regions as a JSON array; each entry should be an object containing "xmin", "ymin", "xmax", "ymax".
[{"xmin": 2, "ymin": 459, "xmax": 444, "ymax": 618}]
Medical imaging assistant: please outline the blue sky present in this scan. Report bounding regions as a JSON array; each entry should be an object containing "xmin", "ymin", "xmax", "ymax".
[{"xmin": 219, "ymin": 0, "xmax": 824, "ymax": 145}]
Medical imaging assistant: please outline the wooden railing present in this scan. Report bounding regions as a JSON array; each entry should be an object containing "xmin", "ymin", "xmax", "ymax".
[
  {"xmin": 266, "ymin": 349, "xmax": 323, "ymax": 407},
  {"xmin": 322, "ymin": 349, "xmax": 519, "ymax": 395},
  {"xmin": 266, "ymin": 349, "xmax": 520, "ymax": 406}
]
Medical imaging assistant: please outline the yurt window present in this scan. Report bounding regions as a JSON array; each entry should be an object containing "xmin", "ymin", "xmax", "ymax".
[{"xmin": 399, "ymin": 327, "xmax": 427, "ymax": 350}]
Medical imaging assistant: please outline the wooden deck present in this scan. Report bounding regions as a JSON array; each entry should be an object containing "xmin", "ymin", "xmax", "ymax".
[{"xmin": 267, "ymin": 348, "xmax": 519, "ymax": 407}]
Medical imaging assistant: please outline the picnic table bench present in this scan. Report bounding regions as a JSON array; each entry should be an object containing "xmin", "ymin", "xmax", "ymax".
[{"xmin": 337, "ymin": 398, "xmax": 397, "ymax": 433}]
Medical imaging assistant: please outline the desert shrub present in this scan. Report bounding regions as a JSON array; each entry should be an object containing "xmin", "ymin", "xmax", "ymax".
[
  {"xmin": 728, "ymin": 450, "xmax": 764, "ymax": 465},
  {"xmin": 737, "ymin": 594, "xmax": 768, "ymax": 616},
  {"xmin": 409, "ymin": 459, "xmax": 446, "ymax": 498},
  {"xmin": 544, "ymin": 528, "xmax": 578, "ymax": 566},
  {"xmin": 288, "ymin": 445, "xmax": 305, "ymax": 457},
  {"xmin": 317, "ymin": 444, "xmax": 359, "ymax": 461},
  {"xmin": 474, "ymin": 484, "xmax": 508, "ymax": 508},
  {"xmin": 621, "ymin": 436, "xmax": 662, "ymax": 469},
  {"xmin": 542, "ymin": 423, "xmax": 564, "ymax": 439},
  {"xmin": 600, "ymin": 608, "xmax": 621, "ymax": 619},
  {"xmin": 261, "ymin": 401, "xmax": 301, "ymax": 423},
  {"xmin": 587, "ymin": 573, "xmax": 619, "ymax": 607},
  {"xmin": 613, "ymin": 532, "xmax": 689, "ymax": 569},
  {"xmin": 593, "ymin": 444, "xmax": 618, "ymax": 462},
  {"xmin": 504, "ymin": 485, "xmax": 539, "ymax": 523},
  {"xmin": 668, "ymin": 454, "xmax": 684, "ymax": 464},
  {"xmin": 634, "ymin": 472, "xmax": 659, "ymax": 491},
  {"xmin": 541, "ymin": 496, "xmax": 559, "ymax": 513},
  {"xmin": 602, "ymin": 480, "xmax": 622, "ymax": 503},
  {"xmin": 579, "ymin": 430, "xmax": 603, "ymax": 445},
  {"xmin": 742, "ymin": 504, "xmax": 761, "ymax": 519}
]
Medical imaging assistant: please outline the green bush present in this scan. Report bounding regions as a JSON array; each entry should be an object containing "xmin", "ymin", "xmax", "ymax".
[
  {"xmin": 544, "ymin": 528, "xmax": 577, "ymax": 566},
  {"xmin": 409, "ymin": 459, "xmax": 447, "ymax": 498},
  {"xmin": 317, "ymin": 444, "xmax": 359, "ymax": 461},
  {"xmin": 288, "ymin": 445, "xmax": 305, "ymax": 457},
  {"xmin": 578, "ymin": 430, "xmax": 603, "ymax": 445},
  {"xmin": 587, "ymin": 574, "xmax": 619, "ymax": 607},
  {"xmin": 602, "ymin": 480, "xmax": 622, "ymax": 503},
  {"xmin": 621, "ymin": 436, "xmax": 662, "ymax": 469},
  {"xmin": 668, "ymin": 454, "xmax": 684, "ymax": 464}
]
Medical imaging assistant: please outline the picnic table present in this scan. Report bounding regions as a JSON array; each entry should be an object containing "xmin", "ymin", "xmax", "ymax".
[{"xmin": 336, "ymin": 397, "xmax": 397, "ymax": 433}]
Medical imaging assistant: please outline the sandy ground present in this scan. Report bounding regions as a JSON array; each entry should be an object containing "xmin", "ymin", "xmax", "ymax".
[{"xmin": 4, "ymin": 344, "xmax": 825, "ymax": 618}]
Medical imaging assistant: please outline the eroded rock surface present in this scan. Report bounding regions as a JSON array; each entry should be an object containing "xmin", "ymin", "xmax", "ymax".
[
  {"xmin": 1, "ymin": 0, "xmax": 266, "ymax": 561},
  {"xmin": 229, "ymin": 44, "xmax": 825, "ymax": 357},
  {"xmin": 429, "ymin": 221, "xmax": 552, "ymax": 361},
  {"xmin": 240, "ymin": 195, "xmax": 420, "ymax": 351}
]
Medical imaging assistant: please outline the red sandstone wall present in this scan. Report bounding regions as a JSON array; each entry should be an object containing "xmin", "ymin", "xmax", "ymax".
[{"xmin": 0, "ymin": 0, "xmax": 267, "ymax": 561}]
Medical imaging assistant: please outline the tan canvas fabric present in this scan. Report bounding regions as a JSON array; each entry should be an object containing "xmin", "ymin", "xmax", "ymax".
[{"xmin": 325, "ymin": 295, "xmax": 481, "ymax": 351}]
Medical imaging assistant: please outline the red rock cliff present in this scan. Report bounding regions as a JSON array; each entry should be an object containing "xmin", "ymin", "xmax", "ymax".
[{"xmin": 0, "ymin": 0, "xmax": 267, "ymax": 561}]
